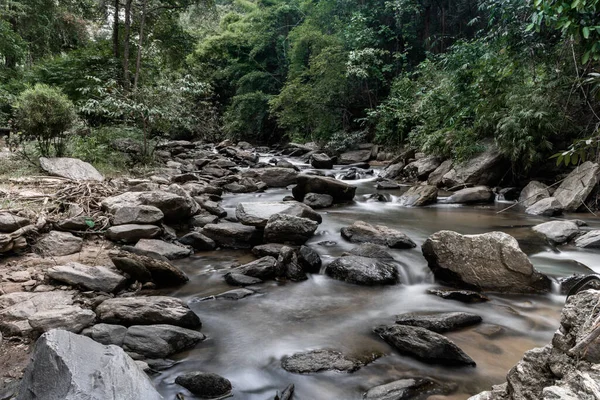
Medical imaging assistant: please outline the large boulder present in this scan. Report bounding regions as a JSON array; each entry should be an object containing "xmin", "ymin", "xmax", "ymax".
[
  {"xmin": 112, "ymin": 205, "xmax": 164, "ymax": 226},
  {"xmin": 178, "ymin": 232, "xmax": 216, "ymax": 251},
  {"xmin": 403, "ymin": 156, "xmax": 441, "ymax": 180},
  {"xmin": 374, "ymin": 324, "xmax": 475, "ymax": 366},
  {"xmin": 422, "ymin": 231, "xmax": 551, "ymax": 293},
  {"xmin": 101, "ymin": 191, "xmax": 197, "ymax": 222},
  {"xmin": 263, "ymin": 214, "xmax": 319, "ymax": 245},
  {"xmin": 0, "ymin": 213, "xmax": 29, "ymax": 233},
  {"xmin": 47, "ymin": 262, "xmax": 126, "ymax": 293},
  {"xmin": 105, "ymin": 224, "xmax": 161, "ymax": 243},
  {"xmin": 532, "ymin": 220, "xmax": 580, "ymax": 245},
  {"xmin": 311, "ymin": 153, "xmax": 334, "ymax": 169},
  {"xmin": 16, "ymin": 330, "xmax": 162, "ymax": 400},
  {"xmin": 525, "ymin": 197, "xmax": 563, "ymax": 216},
  {"xmin": 518, "ymin": 181, "xmax": 550, "ymax": 208},
  {"xmin": 397, "ymin": 185, "xmax": 438, "ymax": 206},
  {"xmin": 338, "ymin": 150, "xmax": 372, "ymax": 165},
  {"xmin": 427, "ymin": 160, "xmax": 453, "ymax": 187},
  {"xmin": 341, "ymin": 221, "xmax": 416, "ymax": 249},
  {"xmin": 553, "ymin": 161, "xmax": 600, "ymax": 211},
  {"xmin": 34, "ymin": 231, "xmax": 82, "ymax": 256},
  {"xmin": 380, "ymin": 162, "xmax": 405, "ymax": 180},
  {"xmin": 109, "ymin": 249, "xmax": 188, "ymax": 286},
  {"xmin": 241, "ymin": 167, "xmax": 298, "ymax": 187},
  {"xmin": 236, "ymin": 201, "xmax": 321, "ymax": 227},
  {"xmin": 175, "ymin": 372, "xmax": 232, "ymax": 398},
  {"xmin": 122, "ymin": 324, "xmax": 205, "ymax": 359},
  {"xmin": 292, "ymin": 174, "xmax": 356, "ymax": 203},
  {"xmin": 575, "ymin": 230, "xmax": 600, "ymax": 248},
  {"xmin": 394, "ymin": 312, "xmax": 482, "ymax": 333},
  {"xmin": 134, "ymin": 239, "xmax": 192, "ymax": 260},
  {"xmin": 445, "ymin": 186, "xmax": 494, "ymax": 204},
  {"xmin": 441, "ymin": 146, "xmax": 505, "ymax": 188},
  {"xmin": 325, "ymin": 255, "xmax": 399, "ymax": 285},
  {"xmin": 230, "ymin": 256, "xmax": 279, "ymax": 280},
  {"xmin": 96, "ymin": 296, "xmax": 200, "ymax": 328},
  {"xmin": 201, "ymin": 222, "xmax": 263, "ymax": 249},
  {"xmin": 281, "ymin": 349, "xmax": 377, "ymax": 373},
  {"xmin": 39, "ymin": 157, "xmax": 104, "ymax": 181}
]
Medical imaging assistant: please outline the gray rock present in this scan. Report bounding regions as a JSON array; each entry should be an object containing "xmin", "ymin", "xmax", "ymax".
[
  {"xmin": 374, "ymin": 324, "xmax": 475, "ymax": 366},
  {"xmin": 277, "ymin": 246, "xmax": 307, "ymax": 281},
  {"xmin": 28, "ymin": 306, "xmax": 96, "ymax": 334},
  {"xmin": 82, "ymin": 323, "xmax": 128, "ymax": 346},
  {"xmin": 252, "ymin": 243, "xmax": 289, "ymax": 258},
  {"xmin": 122, "ymin": 324, "xmax": 205, "ymax": 358},
  {"xmin": 341, "ymin": 221, "xmax": 416, "ymax": 249},
  {"xmin": 381, "ymin": 162, "xmax": 405, "ymax": 180},
  {"xmin": 242, "ymin": 167, "xmax": 298, "ymax": 187},
  {"xmin": 112, "ymin": 205, "xmax": 164, "ymax": 225},
  {"xmin": 105, "ymin": 224, "xmax": 161, "ymax": 243},
  {"xmin": 96, "ymin": 296, "xmax": 200, "ymax": 328},
  {"xmin": 397, "ymin": 185, "xmax": 438, "ymax": 206},
  {"xmin": 236, "ymin": 202, "xmax": 321, "ymax": 228},
  {"xmin": 404, "ymin": 156, "xmax": 442, "ymax": 180},
  {"xmin": 325, "ymin": 256, "xmax": 399, "ymax": 285},
  {"xmin": 311, "ymin": 153, "xmax": 334, "ymax": 169},
  {"xmin": 519, "ymin": 181, "xmax": 550, "ymax": 208},
  {"xmin": 441, "ymin": 145, "xmax": 505, "ymax": 187},
  {"xmin": 364, "ymin": 378, "xmax": 455, "ymax": 400},
  {"xmin": 525, "ymin": 197, "xmax": 563, "ymax": 216},
  {"xmin": 109, "ymin": 249, "xmax": 188, "ymax": 286},
  {"xmin": 446, "ymin": 186, "xmax": 494, "ymax": 204},
  {"xmin": 376, "ymin": 180, "xmax": 401, "ymax": 190},
  {"xmin": 575, "ymin": 230, "xmax": 600, "ymax": 248},
  {"xmin": 303, "ymin": 193, "xmax": 333, "ymax": 209},
  {"xmin": 0, "ymin": 213, "xmax": 29, "ymax": 233},
  {"xmin": 224, "ymin": 273, "xmax": 263, "ymax": 286},
  {"xmin": 427, "ymin": 160, "xmax": 453, "ymax": 187},
  {"xmin": 34, "ymin": 231, "xmax": 82, "ymax": 256},
  {"xmin": 282, "ymin": 349, "xmax": 376, "ymax": 373},
  {"xmin": 16, "ymin": 330, "xmax": 162, "ymax": 400},
  {"xmin": 101, "ymin": 190, "xmax": 197, "ymax": 222},
  {"xmin": 201, "ymin": 222, "xmax": 263, "ymax": 249},
  {"xmin": 427, "ymin": 289, "xmax": 489, "ymax": 303},
  {"xmin": 134, "ymin": 239, "xmax": 192, "ymax": 260},
  {"xmin": 532, "ymin": 220, "xmax": 580, "ymax": 245},
  {"xmin": 298, "ymin": 245, "xmax": 322, "ymax": 273},
  {"xmin": 338, "ymin": 150, "xmax": 372, "ymax": 165},
  {"xmin": 230, "ymin": 256, "xmax": 279, "ymax": 280},
  {"xmin": 39, "ymin": 157, "xmax": 104, "ymax": 181},
  {"xmin": 214, "ymin": 288, "xmax": 255, "ymax": 300},
  {"xmin": 55, "ymin": 216, "xmax": 91, "ymax": 231},
  {"xmin": 175, "ymin": 372, "xmax": 232, "ymax": 398},
  {"xmin": 47, "ymin": 262, "xmax": 126, "ymax": 293},
  {"xmin": 264, "ymin": 214, "xmax": 319, "ymax": 245},
  {"xmin": 553, "ymin": 161, "xmax": 600, "ymax": 211},
  {"xmin": 395, "ymin": 312, "xmax": 482, "ymax": 333},
  {"xmin": 190, "ymin": 213, "xmax": 219, "ymax": 228},
  {"xmin": 178, "ymin": 232, "xmax": 216, "ymax": 251},
  {"xmin": 292, "ymin": 174, "xmax": 356, "ymax": 203},
  {"xmin": 346, "ymin": 243, "xmax": 394, "ymax": 260},
  {"xmin": 422, "ymin": 230, "xmax": 551, "ymax": 293},
  {"xmin": 196, "ymin": 198, "xmax": 227, "ymax": 217}
]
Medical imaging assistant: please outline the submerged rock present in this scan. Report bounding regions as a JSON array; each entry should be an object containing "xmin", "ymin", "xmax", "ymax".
[
  {"xmin": 325, "ymin": 256, "xmax": 399, "ymax": 285},
  {"xmin": 341, "ymin": 221, "xmax": 416, "ymax": 249},
  {"xmin": 395, "ymin": 312, "xmax": 482, "ymax": 333},
  {"xmin": 224, "ymin": 273, "xmax": 263, "ymax": 286},
  {"xmin": 282, "ymin": 349, "xmax": 378, "ymax": 373},
  {"xmin": 364, "ymin": 377, "xmax": 456, "ymax": 400},
  {"xmin": 175, "ymin": 372, "xmax": 232, "ymax": 398},
  {"xmin": 427, "ymin": 289, "xmax": 489, "ymax": 303}
]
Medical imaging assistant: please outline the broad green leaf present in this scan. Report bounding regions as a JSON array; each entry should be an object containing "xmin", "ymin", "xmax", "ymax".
[{"xmin": 583, "ymin": 26, "xmax": 590, "ymax": 38}]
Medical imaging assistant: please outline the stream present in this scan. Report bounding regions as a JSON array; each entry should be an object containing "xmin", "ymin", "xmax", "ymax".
[{"xmin": 152, "ymin": 156, "xmax": 600, "ymax": 400}]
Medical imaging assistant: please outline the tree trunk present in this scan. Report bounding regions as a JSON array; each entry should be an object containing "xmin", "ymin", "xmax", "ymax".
[
  {"xmin": 123, "ymin": 0, "xmax": 133, "ymax": 90},
  {"xmin": 112, "ymin": 0, "xmax": 120, "ymax": 58},
  {"xmin": 133, "ymin": 0, "xmax": 147, "ymax": 91}
]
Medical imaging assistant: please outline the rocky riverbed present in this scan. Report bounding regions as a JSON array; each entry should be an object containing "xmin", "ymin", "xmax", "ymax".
[{"xmin": 1, "ymin": 139, "xmax": 600, "ymax": 399}]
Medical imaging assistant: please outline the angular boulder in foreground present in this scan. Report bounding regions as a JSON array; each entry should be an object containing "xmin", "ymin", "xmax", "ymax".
[
  {"xmin": 553, "ymin": 161, "xmax": 600, "ymax": 211},
  {"xmin": 292, "ymin": 174, "xmax": 356, "ymax": 203},
  {"xmin": 422, "ymin": 230, "xmax": 551, "ymax": 293},
  {"xmin": 16, "ymin": 329, "xmax": 162, "ymax": 400}
]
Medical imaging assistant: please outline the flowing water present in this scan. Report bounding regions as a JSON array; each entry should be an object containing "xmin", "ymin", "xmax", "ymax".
[{"xmin": 153, "ymin": 159, "xmax": 600, "ymax": 400}]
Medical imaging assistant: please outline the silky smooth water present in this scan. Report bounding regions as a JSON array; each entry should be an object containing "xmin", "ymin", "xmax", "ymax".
[{"xmin": 153, "ymin": 161, "xmax": 600, "ymax": 400}]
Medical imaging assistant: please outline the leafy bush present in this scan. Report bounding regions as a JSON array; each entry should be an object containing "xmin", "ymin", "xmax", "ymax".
[{"xmin": 14, "ymin": 84, "xmax": 77, "ymax": 157}]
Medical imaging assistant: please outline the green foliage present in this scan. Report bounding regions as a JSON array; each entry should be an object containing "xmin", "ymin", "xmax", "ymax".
[{"xmin": 14, "ymin": 83, "xmax": 77, "ymax": 157}]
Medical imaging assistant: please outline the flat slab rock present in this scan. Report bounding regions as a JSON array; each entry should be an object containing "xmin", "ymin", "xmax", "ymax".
[
  {"xmin": 427, "ymin": 289, "xmax": 489, "ymax": 303},
  {"xmin": 532, "ymin": 220, "xmax": 580, "ymax": 245},
  {"xmin": 34, "ymin": 231, "xmax": 83, "ymax": 257},
  {"xmin": 236, "ymin": 201, "xmax": 321, "ymax": 227},
  {"xmin": 325, "ymin": 255, "xmax": 400, "ymax": 286},
  {"xmin": 341, "ymin": 221, "xmax": 416, "ymax": 249},
  {"xmin": 364, "ymin": 377, "xmax": 457, "ymax": 400},
  {"xmin": 109, "ymin": 249, "xmax": 188, "ymax": 286},
  {"xmin": 281, "ymin": 349, "xmax": 379, "ymax": 373},
  {"xmin": 134, "ymin": 239, "xmax": 192, "ymax": 260},
  {"xmin": 201, "ymin": 222, "xmax": 263, "ymax": 249},
  {"xmin": 47, "ymin": 262, "xmax": 126, "ymax": 293},
  {"xmin": 39, "ymin": 157, "xmax": 104, "ymax": 181},
  {"xmin": 395, "ymin": 312, "xmax": 482, "ymax": 333},
  {"xmin": 374, "ymin": 324, "xmax": 476, "ymax": 366},
  {"xmin": 0, "ymin": 213, "xmax": 30, "ymax": 233}
]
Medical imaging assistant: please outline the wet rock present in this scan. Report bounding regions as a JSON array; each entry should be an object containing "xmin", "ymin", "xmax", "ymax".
[
  {"xmin": 34, "ymin": 231, "xmax": 82, "ymax": 256},
  {"xmin": 519, "ymin": 181, "xmax": 550, "ymax": 208},
  {"xmin": 224, "ymin": 273, "xmax": 263, "ymax": 286},
  {"xmin": 404, "ymin": 156, "xmax": 442, "ymax": 180},
  {"xmin": 0, "ymin": 213, "xmax": 29, "ymax": 233},
  {"xmin": 446, "ymin": 186, "xmax": 494, "ymax": 204},
  {"xmin": 311, "ymin": 153, "xmax": 334, "ymax": 169},
  {"xmin": 230, "ymin": 256, "xmax": 278, "ymax": 280},
  {"xmin": 196, "ymin": 198, "xmax": 227, "ymax": 218},
  {"xmin": 47, "ymin": 262, "xmax": 126, "ymax": 293},
  {"xmin": 96, "ymin": 296, "xmax": 201, "ymax": 328},
  {"xmin": 422, "ymin": 230, "xmax": 551, "ymax": 293},
  {"xmin": 427, "ymin": 160, "xmax": 453, "ymax": 187},
  {"xmin": 298, "ymin": 245, "xmax": 322, "ymax": 273},
  {"xmin": 178, "ymin": 232, "xmax": 216, "ymax": 251},
  {"xmin": 364, "ymin": 377, "xmax": 456, "ymax": 400},
  {"xmin": 575, "ymin": 230, "xmax": 600, "ymax": 248},
  {"xmin": 105, "ymin": 224, "xmax": 161, "ymax": 243},
  {"xmin": 175, "ymin": 372, "xmax": 232, "ymax": 398},
  {"xmin": 112, "ymin": 205, "xmax": 164, "ymax": 226},
  {"xmin": 122, "ymin": 324, "xmax": 205, "ymax": 359},
  {"xmin": 16, "ymin": 330, "xmax": 162, "ymax": 400},
  {"xmin": 39, "ymin": 157, "xmax": 104, "ymax": 181},
  {"xmin": 325, "ymin": 256, "xmax": 399, "ymax": 285},
  {"xmin": 341, "ymin": 221, "xmax": 416, "ymax": 249},
  {"xmin": 339, "ymin": 150, "xmax": 372, "ymax": 165},
  {"xmin": 397, "ymin": 185, "xmax": 438, "ymax": 206},
  {"xmin": 395, "ymin": 312, "xmax": 482, "ymax": 333},
  {"xmin": 292, "ymin": 174, "xmax": 356, "ymax": 203},
  {"xmin": 553, "ymin": 161, "xmax": 600, "ymax": 211},
  {"xmin": 28, "ymin": 306, "xmax": 96, "ymax": 334},
  {"xmin": 101, "ymin": 190, "xmax": 197, "ymax": 222},
  {"xmin": 252, "ymin": 243, "xmax": 289, "ymax": 258},
  {"xmin": 236, "ymin": 201, "xmax": 321, "ymax": 228},
  {"xmin": 201, "ymin": 222, "xmax": 263, "ymax": 249},
  {"xmin": 281, "ymin": 349, "xmax": 376, "ymax": 373},
  {"xmin": 135, "ymin": 239, "xmax": 192, "ymax": 260},
  {"xmin": 525, "ymin": 197, "xmax": 563, "ymax": 216},
  {"xmin": 532, "ymin": 220, "xmax": 580, "ymax": 245},
  {"xmin": 190, "ymin": 212, "xmax": 219, "ymax": 228},
  {"xmin": 380, "ymin": 162, "xmax": 405, "ymax": 180},
  {"xmin": 264, "ymin": 214, "xmax": 319, "ymax": 245},
  {"xmin": 109, "ymin": 249, "xmax": 188, "ymax": 286},
  {"xmin": 277, "ymin": 246, "xmax": 307, "ymax": 281},
  {"xmin": 441, "ymin": 145, "xmax": 505, "ymax": 188},
  {"xmin": 376, "ymin": 180, "xmax": 401, "ymax": 190},
  {"xmin": 374, "ymin": 324, "xmax": 475, "ymax": 366},
  {"xmin": 347, "ymin": 243, "xmax": 394, "ymax": 260},
  {"xmin": 82, "ymin": 323, "xmax": 128, "ymax": 346},
  {"xmin": 427, "ymin": 289, "xmax": 489, "ymax": 303},
  {"xmin": 303, "ymin": 192, "xmax": 334, "ymax": 209},
  {"xmin": 242, "ymin": 167, "xmax": 298, "ymax": 188},
  {"xmin": 213, "ymin": 288, "xmax": 255, "ymax": 300}
]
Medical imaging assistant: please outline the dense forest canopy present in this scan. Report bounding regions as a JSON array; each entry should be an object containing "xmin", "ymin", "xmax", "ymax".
[{"xmin": 1, "ymin": 0, "xmax": 600, "ymax": 175}]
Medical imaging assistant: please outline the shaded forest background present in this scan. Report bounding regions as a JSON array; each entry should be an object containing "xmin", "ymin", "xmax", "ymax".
[{"xmin": 1, "ymin": 0, "xmax": 600, "ymax": 176}]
